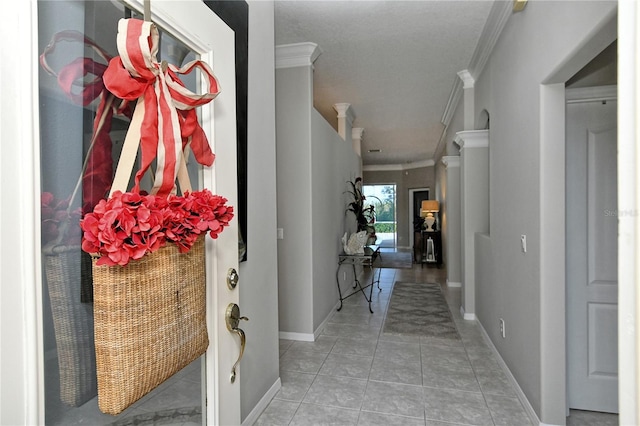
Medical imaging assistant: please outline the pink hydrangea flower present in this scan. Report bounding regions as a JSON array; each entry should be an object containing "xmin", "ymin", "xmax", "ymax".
[{"xmin": 80, "ymin": 189, "xmax": 233, "ymax": 266}]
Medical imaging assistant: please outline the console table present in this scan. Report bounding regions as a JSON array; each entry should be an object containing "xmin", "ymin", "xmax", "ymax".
[{"xmin": 336, "ymin": 245, "xmax": 382, "ymax": 313}]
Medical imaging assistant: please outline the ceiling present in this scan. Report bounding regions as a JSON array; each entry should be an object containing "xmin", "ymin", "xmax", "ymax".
[{"xmin": 274, "ymin": 0, "xmax": 495, "ymax": 167}]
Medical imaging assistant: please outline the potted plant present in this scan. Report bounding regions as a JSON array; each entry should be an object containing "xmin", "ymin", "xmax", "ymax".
[{"xmin": 345, "ymin": 177, "xmax": 380, "ymax": 245}]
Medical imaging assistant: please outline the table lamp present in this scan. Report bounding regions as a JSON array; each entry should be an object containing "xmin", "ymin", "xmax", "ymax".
[{"xmin": 420, "ymin": 200, "xmax": 439, "ymax": 232}]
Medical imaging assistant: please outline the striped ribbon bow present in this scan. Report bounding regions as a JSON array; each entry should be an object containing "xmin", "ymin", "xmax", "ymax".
[{"xmin": 103, "ymin": 18, "xmax": 220, "ymax": 197}]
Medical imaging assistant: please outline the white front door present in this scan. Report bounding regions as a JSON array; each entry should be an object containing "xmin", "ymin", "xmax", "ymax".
[
  {"xmin": 144, "ymin": 2, "xmax": 243, "ymax": 424},
  {"xmin": 566, "ymin": 87, "xmax": 618, "ymax": 413},
  {"xmin": 35, "ymin": 0, "xmax": 240, "ymax": 424}
]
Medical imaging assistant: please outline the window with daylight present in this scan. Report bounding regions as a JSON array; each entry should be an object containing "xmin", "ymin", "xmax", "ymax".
[{"xmin": 363, "ymin": 184, "xmax": 397, "ymax": 247}]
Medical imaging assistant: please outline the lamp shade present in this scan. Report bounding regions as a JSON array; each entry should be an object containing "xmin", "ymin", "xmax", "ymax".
[{"xmin": 420, "ymin": 200, "xmax": 439, "ymax": 216}]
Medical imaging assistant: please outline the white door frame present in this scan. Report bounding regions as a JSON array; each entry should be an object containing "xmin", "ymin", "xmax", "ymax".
[
  {"xmin": 538, "ymin": 5, "xmax": 639, "ymax": 424},
  {"xmin": 617, "ymin": 1, "xmax": 639, "ymax": 423},
  {"xmin": 2, "ymin": 2, "xmax": 48, "ymax": 424}
]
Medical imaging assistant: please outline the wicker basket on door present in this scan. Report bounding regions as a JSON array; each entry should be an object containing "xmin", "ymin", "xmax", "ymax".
[
  {"xmin": 85, "ymin": 17, "xmax": 229, "ymax": 415},
  {"xmin": 92, "ymin": 236, "xmax": 207, "ymax": 415}
]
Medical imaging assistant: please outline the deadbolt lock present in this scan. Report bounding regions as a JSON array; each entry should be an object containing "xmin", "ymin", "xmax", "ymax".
[{"xmin": 227, "ymin": 268, "xmax": 239, "ymax": 290}]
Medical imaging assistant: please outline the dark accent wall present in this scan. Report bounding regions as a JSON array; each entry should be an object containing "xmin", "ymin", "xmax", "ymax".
[{"xmin": 205, "ymin": 1, "xmax": 249, "ymax": 261}]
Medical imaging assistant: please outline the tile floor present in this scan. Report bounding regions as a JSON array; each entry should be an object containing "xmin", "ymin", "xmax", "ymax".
[
  {"xmin": 254, "ymin": 254, "xmax": 619, "ymax": 426},
  {"xmin": 44, "ymin": 248, "xmax": 619, "ymax": 425}
]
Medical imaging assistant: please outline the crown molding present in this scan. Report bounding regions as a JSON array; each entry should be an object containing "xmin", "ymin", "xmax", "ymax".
[
  {"xmin": 440, "ymin": 0, "xmax": 511, "ymax": 128},
  {"xmin": 441, "ymin": 78, "xmax": 463, "ymax": 127},
  {"xmin": 441, "ymin": 156, "xmax": 460, "ymax": 168},
  {"xmin": 455, "ymin": 130, "xmax": 489, "ymax": 150},
  {"xmin": 468, "ymin": 0, "xmax": 512, "ymax": 80},
  {"xmin": 434, "ymin": 124, "xmax": 450, "ymax": 162},
  {"xmin": 363, "ymin": 159, "xmax": 435, "ymax": 172},
  {"xmin": 438, "ymin": 70, "xmax": 474, "ymax": 152},
  {"xmin": 275, "ymin": 42, "xmax": 322, "ymax": 69}
]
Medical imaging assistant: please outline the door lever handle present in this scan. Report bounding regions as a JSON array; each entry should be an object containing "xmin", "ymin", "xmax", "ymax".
[
  {"xmin": 228, "ymin": 327, "xmax": 245, "ymax": 383},
  {"xmin": 225, "ymin": 303, "xmax": 248, "ymax": 383}
]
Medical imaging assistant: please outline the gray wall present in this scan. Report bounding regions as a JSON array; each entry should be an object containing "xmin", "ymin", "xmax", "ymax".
[
  {"xmin": 363, "ymin": 166, "xmax": 435, "ymax": 248},
  {"xmin": 276, "ymin": 55, "xmax": 360, "ymax": 337},
  {"xmin": 441, "ymin": 1, "xmax": 618, "ymax": 424},
  {"xmin": 240, "ymin": 1, "xmax": 280, "ymax": 421},
  {"xmin": 460, "ymin": 141, "xmax": 489, "ymax": 317},
  {"xmin": 311, "ymin": 110, "xmax": 361, "ymax": 330},
  {"xmin": 276, "ymin": 65, "xmax": 315, "ymax": 335}
]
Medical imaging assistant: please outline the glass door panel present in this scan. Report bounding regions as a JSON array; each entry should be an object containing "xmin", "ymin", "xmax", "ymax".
[{"xmin": 38, "ymin": 2, "xmax": 203, "ymax": 424}]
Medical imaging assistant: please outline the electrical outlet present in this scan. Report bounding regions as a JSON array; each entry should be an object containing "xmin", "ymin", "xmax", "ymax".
[
  {"xmin": 520, "ymin": 235, "xmax": 527, "ymax": 253},
  {"xmin": 499, "ymin": 318, "xmax": 506, "ymax": 338}
]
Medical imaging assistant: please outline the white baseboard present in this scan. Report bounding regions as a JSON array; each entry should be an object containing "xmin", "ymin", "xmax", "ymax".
[
  {"xmin": 278, "ymin": 331, "xmax": 314, "ymax": 342},
  {"xmin": 241, "ymin": 377, "xmax": 281, "ymax": 426},
  {"xmin": 475, "ymin": 320, "xmax": 541, "ymax": 426},
  {"xmin": 447, "ymin": 279, "xmax": 462, "ymax": 288},
  {"xmin": 279, "ymin": 301, "xmax": 339, "ymax": 342},
  {"xmin": 460, "ymin": 305, "xmax": 477, "ymax": 321}
]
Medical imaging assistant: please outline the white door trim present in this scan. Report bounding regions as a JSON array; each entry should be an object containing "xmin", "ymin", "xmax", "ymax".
[
  {"xmin": 617, "ymin": 1, "xmax": 639, "ymax": 422},
  {"xmin": 538, "ymin": 7, "xmax": 617, "ymax": 423},
  {"xmin": 1, "ymin": 1, "xmax": 45, "ymax": 424}
]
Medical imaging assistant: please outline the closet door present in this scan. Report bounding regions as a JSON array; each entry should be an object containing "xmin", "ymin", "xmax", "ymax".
[{"xmin": 566, "ymin": 89, "xmax": 618, "ymax": 413}]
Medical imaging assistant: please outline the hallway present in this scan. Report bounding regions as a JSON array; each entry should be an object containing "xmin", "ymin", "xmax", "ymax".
[
  {"xmin": 255, "ymin": 262, "xmax": 532, "ymax": 425},
  {"xmin": 255, "ymin": 260, "xmax": 619, "ymax": 425}
]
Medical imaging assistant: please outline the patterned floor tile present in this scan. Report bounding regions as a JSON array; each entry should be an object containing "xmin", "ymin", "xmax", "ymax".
[
  {"xmin": 423, "ymin": 386, "xmax": 493, "ymax": 425},
  {"xmin": 302, "ymin": 375, "xmax": 368, "ymax": 409},
  {"xmin": 274, "ymin": 371, "xmax": 316, "ymax": 402},
  {"xmin": 484, "ymin": 393, "xmax": 533, "ymax": 426},
  {"xmin": 357, "ymin": 410, "xmax": 425, "ymax": 425},
  {"xmin": 289, "ymin": 403, "xmax": 360, "ymax": 426},
  {"xmin": 361, "ymin": 381, "xmax": 425, "ymax": 419},
  {"xmin": 318, "ymin": 353, "xmax": 373, "ymax": 379},
  {"xmin": 254, "ymin": 400, "xmax": 300, "ymax": 426}
]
